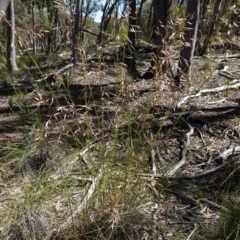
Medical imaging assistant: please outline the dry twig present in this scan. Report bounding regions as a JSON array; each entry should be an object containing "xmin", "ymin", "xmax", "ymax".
[
  {"xmin": 59, "ymin": 167, "xmax": 103, "ymax": 231},
  {"xmin": 176, "ymin": 81, "xmax": 240, "ymax": 110},
  {"xmin": 167, "ymin": 122, "xmax": 194, "ymax": 176},
  {"xmin": 141, "ymin": 146, "xmax": 240, "ymax": 179},
  {"xmin": 186, "ymin": 224, "xmax": 197, "ymax": 240}
]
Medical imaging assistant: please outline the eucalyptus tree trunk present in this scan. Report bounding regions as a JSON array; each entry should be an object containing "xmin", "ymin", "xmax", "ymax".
[
  {"xmin": 127, "ymin": 0, "xmax": 137, "ymax": 52},
  {"xmin": 125, "ymin": 0, "xmax": 140, "ymax": 79},
  {"xmin": 97, "ymin": 0, "xmax": 119, "ymax": 46},
  {"xmin": 7, "ymin": 0, "xmax": 18, "ymax": 72},
  {"xmin": 137, "ymin": 0, "xmax": 147, "ymax": 25},
  {"xmin": 53, "ymin": 2, "xmax": 60, "ymax": 52},
  {"xmin": 153, "ymin": 0, "xmax": 172, "ymax": 52},
  {"xmin": 142, "ymin": 0, "xmax": 172, "ymax": 79},
  {"xmin": 147, "ymin": 3, "xmax": 153, "ymax": 32},
  {"xmin": 195, "ymin": 0, "xmax": 209, "ymax": 54},
  {"xmin": 175, "ymin": 0, "xmax": 200, "ymax": 85},
  {"xmin": 32, "ymin": 0, "xmax": 36, "ymax": 55},
  {"xmin": 81, "ymin": 0, "xmax": 96, "ymax": 41},
  {"xmin": 153, "ymin": 0, "xmax": 172, "ymax": 72},
  {"xmin": 72, "ymin": 0, "xmax": 82, "ymax": 64},
  {"xmin": 199, "ymin": 0, "xmax": 223, "ymax": 55}
]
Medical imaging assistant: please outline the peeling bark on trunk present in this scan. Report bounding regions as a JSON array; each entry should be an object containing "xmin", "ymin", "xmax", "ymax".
[{"xmin": 175, "ymin": 0, "xmax": 200, "ymax": 85}]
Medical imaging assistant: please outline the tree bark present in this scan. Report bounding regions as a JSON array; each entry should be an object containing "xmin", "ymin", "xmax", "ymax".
[
  {"xmin": 142, "ymin": 0, "xmax": 172, "ymax": 79},
  {"xmin": 137, "ymin": 0, "xmax": 147, "ymax": 25},
  {"xmin": 32, "ymin": 0, "xmax": 36, "ymax": 55},
  {"xmin": 71, "ymin": 0, "xmax": 82, "ymax": 64},
  {"xmin": 125, "ymin": 0, "xmax": 140, "ymax": 79},
  {"xmin": 52, "ymin": 1, "xmax": 60, "ymax": 52},
  {"xmin": 153, "ymin": 0, "xmax": 171, "ymax": 49},
  {"xmin": 175, "ymin": 0, "xmax": 200, "ymax": 85},
  {"xmin": 199, "ymin": 0, "xmax": 223, "ymax": 56},
  {"xmin": 7, "ymin": 0, "xmax": 18, "ymax": 72},
  {"xmin": 153, "ymin": 0, "xmax": 172, "ymax": 71},
  {"xmin": 97, "ymin": 0, "xmax": 119, "ymax": 46}
]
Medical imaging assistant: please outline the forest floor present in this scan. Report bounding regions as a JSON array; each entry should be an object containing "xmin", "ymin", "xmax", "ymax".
[{"xmin": 0, "ymin": 47, "xmax": 240, "ymax": 239}]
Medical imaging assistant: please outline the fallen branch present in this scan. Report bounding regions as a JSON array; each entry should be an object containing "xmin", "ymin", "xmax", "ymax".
[
  {"xmin": 176, "ymin": 81, "xmax": 240, "ymax": 110},
  {"xmin": 36, "ymin": 63, "xmax": 74, "ymax": 84},
  {"xmin": 186, "ymin": 224, "xmax": 197, "ymax": 240},
  {"xmin": 216, "ymin": 146, "xmax": 240, "ymax": 161},
  {"xmin": 217, "ymin": 54, "xmax": 240, "ymax": 59},
  {"xmin": 182, "ymin": 163, "xmax": 227, "ymax": 179},
  {"xmin": 167, "ymin": 122, "xmax": 194, "ymax": 176},
  {"xmin": 219, "ymin": 71, "xmax": 236, "ymax": 80},
  {"xmin": 140, "ymin": 146, "xmax": 240, "ymax": 179},
  {"xmin": 80, "ymin": 28, "xmax": 98, "ymax": 37},
  {"xmin": 144, "ymin": 134, "xmax": 157, "ymax": 174},
  {"xmin": 167, "ymin": 190, "xmax": 229, "ymax": 212},
  {"xmin": 58, "ymin": 166, "xmax": 103, "ymax": 231},
  {"xmin": 199, "ymin": 198, "xmax": 229, "ymax": 212},
  {"xmin": 56, "ymin": 63, "xmax": 74, "ymax": 75}
]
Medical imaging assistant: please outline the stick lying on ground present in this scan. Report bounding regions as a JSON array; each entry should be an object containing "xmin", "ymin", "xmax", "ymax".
[
  {"xmin": 176, "ymin": 81, "xmax": 240, "ymax": 110},
  {"xmin": 141, "ymin": 146, "xmax": 240, "ymax": 179},
  {"xmin": 167, "ymin": 122, "xmax": 194, "ymax": 176}
]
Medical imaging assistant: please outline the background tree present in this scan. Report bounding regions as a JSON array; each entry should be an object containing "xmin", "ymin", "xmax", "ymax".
[
  {"xmin": 0, "ymin": 0, "xmax": 238, "ymax": 77},
  {"xmin": 199, "ymin": 0, "xmax": 223, "ymax": 55},
  {"xmin": 80, "ymin": 0, "xmax": 97, "ymax": 42},
  {"xmin": 72, "ymin": 0, "xmax": 82, "ymax": 64},
  {"xmin": 175, "ymin": 0, "xmax": 200, "ymax": 85},
  {"xmin": 141, "ymin": 0, "xmax": 172, "ymax": 79},
  {"xmin": 6, "ymin": 0, "xmax": 18, "ymax": 72},
  {"xmin": 125, "ymin": 0, "xmax": 140, "ymax": 78},
  {"xmin": 31, "ymin": 0, "xmax": 36, "ymax": 54},
  {"xmin": 97, "ymin": 0, "xmax": 119, "ymax": 46}
]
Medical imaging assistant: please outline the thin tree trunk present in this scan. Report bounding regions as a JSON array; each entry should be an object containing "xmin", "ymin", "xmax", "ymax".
[
  {"xmin": 7, "ymin": 0, "xmax": 18, "ymax": 72},
  {"xmin": 195, "ymin": 0, "xmax": 210, "ymax": 54},
  {"xmin": 199, "ymin": 0, "xmax": 223, "ymax": 56},
  {"xmin": 153, "ymin": 0, "xmax": 172, "ymax": 72},
  {"xmin": 82, "ymin": 0, "xmax": 95, "ymax": 41},
  {"xmin": 113, "ymin": 0, "xmax": 119, "ymax": 39},
  {"xmin": 80, "ymin": 0, "xmax": 84, "ymax": 41},
  {"xmin": 137, "ymin": 0, "xmax": 147, "ymax": 25},
  {"xmin": 125, "ymin": 0, "xmax": 140, "ymax": 79},
  {"xmin": 116, "ymin": 0, "xmax": 127, "ymax": 34},
  {"xmin": 53, "ymin": 3, "xmax": 60, "ymax": 51},
  {"xmin": 175, "ymin": 0, "xmax": 200, "ymax": 85},
  {"xmin": 153, "ymin": 0, "xmax": 171, "ymax": 47},
  {"xmin": 147, "ymin": 3, "xmax": 153, "ymax": 33},
  {"xmin": 32, "ymin": 0, "xmax": 36, "ymax": 55},
  {"xmin": 97, "ymin": 1, "xmax": 109, "ymax": 46},
  {"xmin": 72, "ymin": 0, "xmax": 82, "ymax": 64},
  {"xmin": 97, "ymin": 0, "xmax": 118, "ymax": 46},
  {"xmin": 142, "ymin": 0, "xmax": 172, "ymax": 79},
  {"xmin": 127, "ymin": 0, "xmax": 137, "ymax": 52}
]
